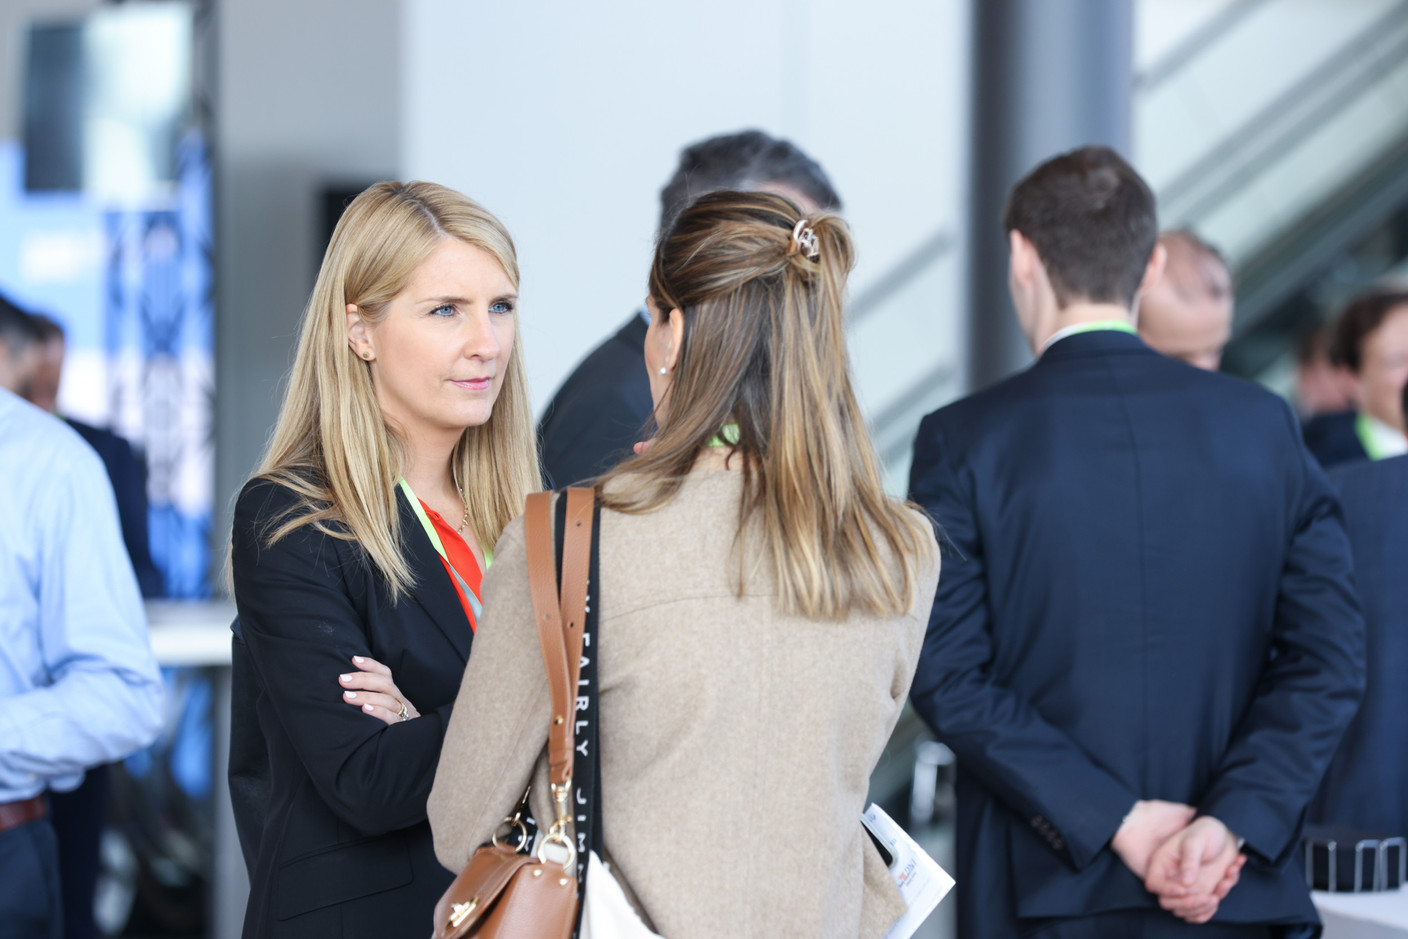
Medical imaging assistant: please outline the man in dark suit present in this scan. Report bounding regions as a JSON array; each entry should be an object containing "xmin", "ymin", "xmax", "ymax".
[
  {"xmin": 1310, "ymin": 380, "xmax": 1408, "ymax": 835},
  {"xmin": 908, "ymin": 146, "xmax": 1365, "ymax": 938},
  {"xmin": 537, "ymin": 129, "xmax": 841, "ymax": 485},
  {"xmin": 27, "ymin": 315, "xmax": 163, "ymax": 597},
  {"xmin": 1304, "ymin": 288, "xmax": 1408, "ymax": 469}
]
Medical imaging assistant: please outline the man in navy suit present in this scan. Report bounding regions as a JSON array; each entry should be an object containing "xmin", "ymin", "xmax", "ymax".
[
  {"xmin": 1303, "ymin": 288, "xmax": 1408, "ymax": 469},
  {"xmin": 536, "ymin": 129, "xmax": 841, "ymax": 486},
  {"xmin": 27, "ymin": 316, "xmax": 162, "ymax": 597},
  {"xmin": 908, "ymin": 146, "xmax": 1364, "ymax": 938},
  {"xmin": 1310, "ymin": 380, "xmax": 1408, "ymax": 835}
]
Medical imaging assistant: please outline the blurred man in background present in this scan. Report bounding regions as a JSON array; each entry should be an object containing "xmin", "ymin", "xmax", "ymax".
[
  {"xmin": 1294, "ymin": 324, "xmax": 1355, "ymax": 419},
  {"xmin": 25, "ymin": 316, "xmax": 162, "ymax": 598},
  {"xmin": 1310, "ymin": 379, "xmax": 1408, "ymax": 837},
  {"xmin": 1137, "ymin": 229, "xmax": 1234, "ymax": 371},
  {"xmin": 536, "ymin": 129, "xmax": 842, "ymax": 486},
  {"xmin": 0, "ymin": 294, "xmax": 42, "ymax": 396},
  {"xmin": 1305, "ymin": 287, "xmax": 1408, "ymax": 467}
]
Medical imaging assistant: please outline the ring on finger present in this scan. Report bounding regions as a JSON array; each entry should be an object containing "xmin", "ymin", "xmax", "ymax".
[{"xmin": 397, "ymin": 699, "xmax": 410, "ymax": 722}]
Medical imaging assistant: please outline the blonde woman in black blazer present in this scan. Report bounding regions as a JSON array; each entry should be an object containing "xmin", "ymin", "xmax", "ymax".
[{"xmin": 229, "ymin": 181, "xmax": 538, "ymax": 938}]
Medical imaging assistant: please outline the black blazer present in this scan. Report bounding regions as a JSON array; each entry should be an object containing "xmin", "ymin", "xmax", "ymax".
[
  {"xmin": 908, "ymin": 331, "xmax": 1365, "ymax": 938},
  {"xmin": 230, "ymin": 478, "xmax": 471, "ymax": 938},
  {"xmin": 536, "ymin": 313, "xmax": 653, "ymax": 487},
  {"xmin": 1310, "ymin": 454, "xmax": 1408, "ymax": 834},
  {"xmin": 228, "ymin": 624, "xmax": 268, "ymax": 876}
]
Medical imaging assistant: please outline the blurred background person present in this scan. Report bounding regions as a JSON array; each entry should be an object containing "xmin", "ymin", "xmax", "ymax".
[
  {"xmin": 25, "ymin": 315, "xmax": 162, "ymax": 598},
  {"xmin": 1304, "ymin": 288, "xmax": 1408, "ymax": 468},
  {"xmin": 536, "ymin": 129, "xmax": 842, "ymax": 487},
  {"xmin": 25, "ymin": 314, "xmax": 63, "ymax": 414},
  {"xmin": 0, "ymin": 294, "xmax": 42, "ymax": 396},
  {"xmin": 1309, "ymin": 379, "xmax": 1408, "ymax": 836},
  {"xmin": 229, "ymin": 181, "xmax": 539, "ymax": 938},
  {"xmin": 1, "ymin": 346, "xmax": 165, "ymax": 939},
  {"xmin": 431, "ymin": 191, "xmax": 939, "ymax": 938},
  {"xmin": 1137, "ymin": 229, "xmax": 1233, "ymax": 371},
  {"xmin": 1294, "ymin": 324, "xmax": 1356, "ymax": 419}
]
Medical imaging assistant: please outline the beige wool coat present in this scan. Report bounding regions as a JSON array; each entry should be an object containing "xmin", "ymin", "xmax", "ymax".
[{"xmin": 427, "ymin": 470, "xmax": 940, "ymax": 938}]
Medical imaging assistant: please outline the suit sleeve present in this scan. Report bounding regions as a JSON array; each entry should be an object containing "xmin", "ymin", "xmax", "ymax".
[
  {"xmin": 907, "ymin": 414, "xmax": 1137, "ymax": 870},
  {"xmin": 231, "ymin": 482, "xmax": 454, "ymax": 837},
  {"xmin": 429, "ymin": 519, "xmax": 550, "ymax": 872},
  {"xmin": 1197, "ymin": 414, "xmax": 1366, "ymax": 865}
]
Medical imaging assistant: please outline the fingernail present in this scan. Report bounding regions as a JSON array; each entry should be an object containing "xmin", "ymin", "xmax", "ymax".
[
  {"xmin": 363, "ymin": 703, "xmax": 374, "ymax": 712},
  {"xmin": 353, "ymin": 656, "xmax": 365, "ymax": 663},
  {"xmin": 344, "ymin": 691, "xmax": 357, "ymax": 699},
  {"xmin": 340, "ymin": 674, "xmax": 352, "ymax": 682}
]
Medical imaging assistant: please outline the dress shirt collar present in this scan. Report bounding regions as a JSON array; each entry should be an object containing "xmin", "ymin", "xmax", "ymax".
[
  {"xmin": 1039, "ymin": 319, "xmax": 1137, "ymax": 357},
  {"xmin": 1356, "ymin": 412, "xmax": 1408, "ymax": 460}
]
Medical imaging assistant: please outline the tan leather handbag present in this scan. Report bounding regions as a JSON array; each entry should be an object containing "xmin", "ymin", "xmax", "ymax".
[{"xmin": 431, "ymin": 488, "xmax": 595, "ymax": 939}]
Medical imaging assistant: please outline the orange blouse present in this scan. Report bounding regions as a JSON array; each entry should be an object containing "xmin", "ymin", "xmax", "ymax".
[{"xmin": 419, "ymin": 501, "xmax": 483, "ymax": 632}]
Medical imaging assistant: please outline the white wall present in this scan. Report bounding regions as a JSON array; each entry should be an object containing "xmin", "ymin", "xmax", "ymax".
[
  {"xmin": 401, "ymin": 0, "xmax": 971, "ymax": 422},
  {"xmin": 214, "ymin": 0, "xmax": 402, "ymax": 548}
]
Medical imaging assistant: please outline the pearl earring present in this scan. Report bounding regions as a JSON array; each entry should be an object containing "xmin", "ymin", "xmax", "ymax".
[
  {"xmin": 362, "ymin": 351, "xmax": 372, "ymax": 360},
  {"xmin": 658, "ymin": 366, "xmax": 668, "ymax": 376}
]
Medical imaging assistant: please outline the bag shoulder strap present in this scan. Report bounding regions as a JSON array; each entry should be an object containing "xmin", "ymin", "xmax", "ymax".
[
  {"xmin": 524, "ymin": 488, "xmax": 595, "ymax": 788},
  {"xmin": 559, "ymin": 487, "xmax": 594, "ymax": 675}
]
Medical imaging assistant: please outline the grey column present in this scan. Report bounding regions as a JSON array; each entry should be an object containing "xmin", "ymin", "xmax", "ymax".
[{"xmin": 967, "ymin": 0, "xmax": 1134, "ymax": 388}]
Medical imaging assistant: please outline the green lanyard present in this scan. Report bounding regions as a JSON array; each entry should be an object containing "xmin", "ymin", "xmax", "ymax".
[
  {"xmin": 1355, "ymin": 413, "xmax": 1392, "ymax": 461},
  {"xmin": 397, "ymin": 479, "xmax": 487, "ymax": 623},
  {"xmin": 1062, "ymin": 319, "xmax": 1136, "ymax": 337},
  {"xmin": 707, "ymin": 424, "xmax": 741, "ymax": 448},
  {"xmin": 399, "ymin": 479, "xmax": 451, "ymax": 561},
  {"xmin": 397, "ymin": 478, "xmax": 492, "ymax": 567}
]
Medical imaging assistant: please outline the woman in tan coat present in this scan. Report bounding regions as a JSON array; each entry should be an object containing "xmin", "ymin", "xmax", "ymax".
[{"xmin": 428, "ymin": 190, "xmax": 940, "ymax": 937}]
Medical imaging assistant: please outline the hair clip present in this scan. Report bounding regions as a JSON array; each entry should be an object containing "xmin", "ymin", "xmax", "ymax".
[{"xmin": 789, "ymin": 219, "xmax": 820, "ymax": 261}]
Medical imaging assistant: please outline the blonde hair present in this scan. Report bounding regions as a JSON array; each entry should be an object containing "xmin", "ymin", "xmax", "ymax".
[
  {"xmin": 599, "ymin": 190, "xmax": 933, "ymax": 620},
  {"xmin": 249, "ymin": 180, "xmax": 539, "ymax": 600}
]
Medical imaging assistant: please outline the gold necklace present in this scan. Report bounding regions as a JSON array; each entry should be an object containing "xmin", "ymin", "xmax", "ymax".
[{"xmin": 455, "ymin": 486, "xmax": 469, "ymax": 535}]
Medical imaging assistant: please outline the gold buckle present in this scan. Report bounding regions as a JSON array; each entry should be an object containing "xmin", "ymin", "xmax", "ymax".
[{"xmin": 449, "ymin": 897, "xmax": 479, "ymax": 928}]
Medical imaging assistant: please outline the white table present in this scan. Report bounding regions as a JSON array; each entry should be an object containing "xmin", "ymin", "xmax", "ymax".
[
  {"xmin": 144, "ymin": 600, "xmax": 244, "ymax": 939},
  {"xmin": 147, "ymin": 599, "xmax": 237, "ymax": 665},
  {"xmin": 1316, "ymin": 886, "xmax": 1408, "ymax": 938}
]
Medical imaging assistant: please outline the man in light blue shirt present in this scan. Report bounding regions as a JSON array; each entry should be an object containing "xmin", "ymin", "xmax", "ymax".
[{"xmin": 0, "ymin": 384, "xmax": 164, "ymax": 938}]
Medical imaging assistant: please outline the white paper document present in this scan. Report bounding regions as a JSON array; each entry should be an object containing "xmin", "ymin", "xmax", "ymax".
[{"xmin": 862, "ymin": 803, "xmax": 956, "ymax": 939}]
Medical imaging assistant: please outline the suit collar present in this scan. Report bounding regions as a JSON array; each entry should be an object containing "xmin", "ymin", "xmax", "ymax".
[
  {"xmin": 395, "ymin": 485, "xmax": 473, "ymax": 659},
  {"xmin": 1037, "ymin": 328, "xmax": 1154, "ymax": 364}
]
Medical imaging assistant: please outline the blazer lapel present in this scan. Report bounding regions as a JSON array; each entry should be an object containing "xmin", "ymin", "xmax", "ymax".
[{"xmin": 395, "ymin": 486, "xmax": 474, "ymax": 661}]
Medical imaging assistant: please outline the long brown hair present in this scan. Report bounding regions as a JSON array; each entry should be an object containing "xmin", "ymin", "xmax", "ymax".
[
  {"xmin": 248, "ymin": 181, "xmax": 539, "ymax": 600},
  {"xmin": 599, "ymin": 190, "xmax": 933, "ymax": 619}
]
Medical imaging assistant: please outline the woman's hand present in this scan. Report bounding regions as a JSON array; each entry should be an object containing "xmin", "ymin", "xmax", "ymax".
[{"xmin": 339, "ymin": 655, "xmax": 421, "ymax": 725}]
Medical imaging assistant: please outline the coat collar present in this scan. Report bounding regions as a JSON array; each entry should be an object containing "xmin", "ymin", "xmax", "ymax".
[
  {"xmin": 395, "ymin": 484, "xmax": 474, "ymax": 660},
  {"xmin": 1037, "ymin": 327, "xmax": 1154, "ymax": 364}
]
